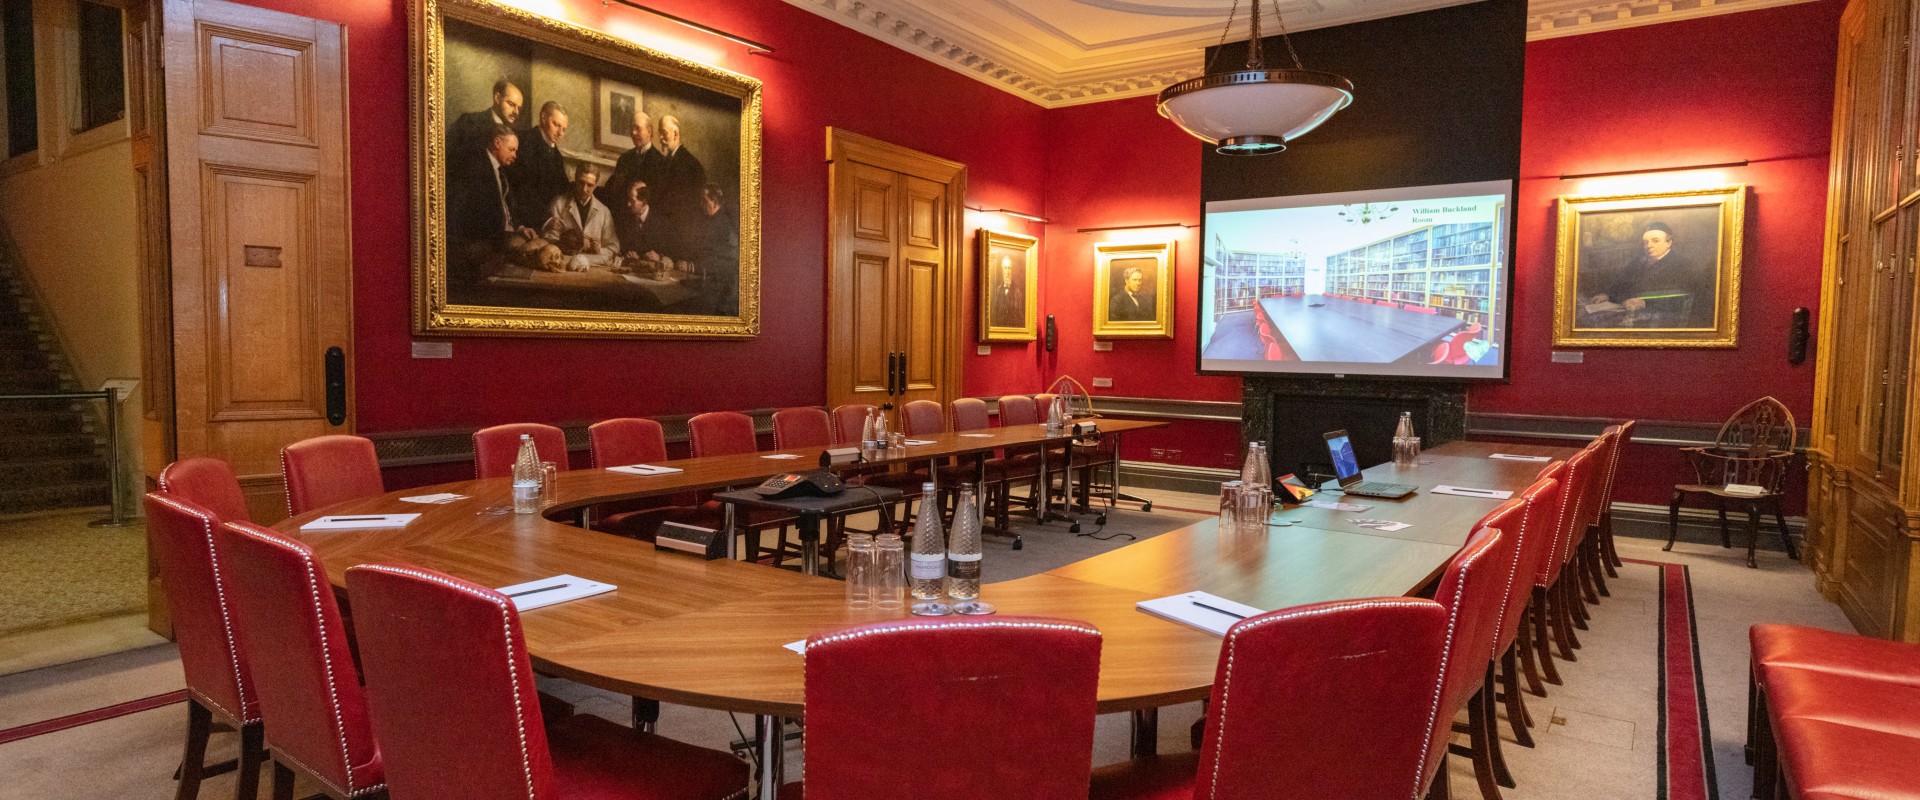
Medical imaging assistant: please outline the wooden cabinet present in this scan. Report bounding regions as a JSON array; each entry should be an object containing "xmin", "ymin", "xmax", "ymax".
[{"xmin": 1809, "ymin": 0, "xmax": 1920, "ymax": 640}]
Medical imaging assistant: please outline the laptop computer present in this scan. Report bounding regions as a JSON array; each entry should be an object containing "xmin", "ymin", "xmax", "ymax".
[{"xmin": 1323, "ymin": 430, "xmax": 1417, "ymax": 499}]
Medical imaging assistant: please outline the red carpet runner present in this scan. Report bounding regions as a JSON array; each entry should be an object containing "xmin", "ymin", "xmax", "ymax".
[{"xmin": 1624, "ymin": 557, "xmax": 1717, "ymax": 800}]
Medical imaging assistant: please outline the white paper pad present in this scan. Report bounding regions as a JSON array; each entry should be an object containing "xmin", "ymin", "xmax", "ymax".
[
  {"xmin": 399, "ymin": 493, "xmax": 467, "ymax": 504},
  {"xmin": 958, "ymin": 433, "xmax": 994, "ymax": 438},
  {"xmin": 904, "ymin": 439, "xmax": 936, "ymax": 446},
  {"xmin": 783, "ymin": 639, "xmax": 807, "ymax": 654},
  {"xmin": 608, "ymin": 464, "xmax": 684, "ymax": 476},
  {"xmin": 1303, "ymin": 499, "xmax": 1371, "ymax": 512},
  {"xmin": 1432, "ymin": 485, "xmax": 1515, "ymax": 500},
  {"xmin": 496, "ymin": 574, "xmax": 616, "ymax": 611},
  {"xmin": 1137, "ymin": 591, "xmax": 1265, "ymax": 636},
  {"xmin": 760, "ymin": 454, "xmax": 803, "ymax": 460},
  {"xmin": 1489, "ymin": 453, "xmax": 1552, "ymax": 462},
  {"xmin": 1352, "ymin": 518, "xmax": 1413, "ymax": 532},
  {"xmin": 299, "ymin": 514, "xmax": 421, "ymax": 532}
]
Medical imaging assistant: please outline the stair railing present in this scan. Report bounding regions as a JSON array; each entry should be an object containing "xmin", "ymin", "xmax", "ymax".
[{"xmin": 0, "ymin": 389, "xmax": 129, "ymax": 527}]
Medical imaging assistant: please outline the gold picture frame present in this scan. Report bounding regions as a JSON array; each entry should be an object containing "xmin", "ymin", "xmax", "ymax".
[
  {"xmin": 978, "ymin": 229, "xmax": 1038, "ymax": 342},
  {"xmin": 1553, "ymin": 185, "xmax": 1745, "ymax": 348},
  {"xmin": 412, "ymin": 0, "xmax": 762, "ymax": 338},
  {"xmin": 1093, "ymin": 240, "xmax": 1175, "ymax": 339}
]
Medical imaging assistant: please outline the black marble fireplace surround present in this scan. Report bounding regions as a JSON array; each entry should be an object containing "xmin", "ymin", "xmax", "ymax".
[{"xmin": 1242, "ymin": 375, "xmax": 1469, "ymax": 484}]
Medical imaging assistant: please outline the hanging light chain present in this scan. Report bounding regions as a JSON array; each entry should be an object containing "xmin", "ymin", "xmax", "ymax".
[
  {"xmin": 1271, "ymin": 0, "xmax": 1306, "ymax": 70},
  {"xmin": 1203, "ymin": 0, "xmax": 1242, "ymax": 76}
]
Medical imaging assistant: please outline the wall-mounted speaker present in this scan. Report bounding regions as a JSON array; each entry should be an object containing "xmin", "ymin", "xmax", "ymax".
[{"xmin": 1788, "ymin": 307, "xmax": 1809, "ymax": 365}]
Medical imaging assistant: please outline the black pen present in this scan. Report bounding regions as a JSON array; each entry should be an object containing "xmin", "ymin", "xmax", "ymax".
[
  {"xmin": 1192, "ymin": 601, "xmax": 1247, "ymax": 620},
  {"xmin": 507, "ymin": 583, "xmax": 571, "ymax": 599},
  {"xmin": 329, "ymin": 516, "xmax": 390, "ymax": 522}
]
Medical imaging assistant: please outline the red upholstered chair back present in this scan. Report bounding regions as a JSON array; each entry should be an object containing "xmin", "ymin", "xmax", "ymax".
[
  {"xmin": 142, "ymin": 493, "xmax": 258, "ymax": 727},
  {"xmin": 474, "ymin": 423, "xmax": 568, "ymax": 479},
  {"xmin": 1541, "ymin": 445, "xmax": 1602, "ymax": 588},
  {"xmin": 804, "ymin": 617, "xmax": 1102, "ymax": 798},
  {"xmin": 1586, "ymin": 426, "xmax": 1622, "ymax": 526},
  {"xmin": 159, "ymin": 457, "xmax": 252, "ymax": 524},
  {"xmin": 281, "ymin": 435, "xmax": 384, "ymax": 518},
  {"xmin": 688, "ymin": 411, "xmax": 758, "ymax": 457},
  {"xmin": 346, "ymin": 564, "xmax": 557, "ymax": 799},
  {"xmin": 773, "ymin": 407, "xmax": 834, "ymax": 450},
  {"xmin": 830, "ymin": 404, "xmax": 875, "ymax": 445},
  {"xmin": 1489, "ymin": 465, "xmax": 1565, "ymax": 657},
  {"xmin": 1596, "ymin": 420, "xmax": 1636, "ymax": 518},
  {"xmin": 1032, "ymin": 393, "xmax": 1057, "ymax": 416},
  {"xmin": 215, "ymin": 521, "xmax": 382, "ymax": 798},
  {"xmin": 587, "ymin": 418, "xmax": 668, "ymax": 468},
  {"xmin": 998, "ymin": 395, "xmax": 1039, "ymax": 426},
  {"xmin": 1197, "ymin": 598, "xmax": 1449, "ymax": 800},
  {"xmin": 1421, "ymin": 519, "xmax": 1515, "ymax": 790},
  {"xmin": 901, "ymin": 400, "xmax": 945, "ymax": 437},
  {"xmin": 950, "ymin": 397, "xmax": 991, "ymax": 432}
]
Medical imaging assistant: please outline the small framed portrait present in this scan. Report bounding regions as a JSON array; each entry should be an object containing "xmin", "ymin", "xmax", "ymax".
[
  {"xmin": 1094, "ymin": 240, "xmax": 1175, "ymax": 339},
  {"xmin": 1553, "ymin": 185, "xmax": 1745, "ymax": 348},
  {"xmin": 594, "ymin": 77, "xmax": 644, "ymax": 154},
  {"xmin": 979, "ymin": 229, "xmax": 1038, "ymax": 342}
]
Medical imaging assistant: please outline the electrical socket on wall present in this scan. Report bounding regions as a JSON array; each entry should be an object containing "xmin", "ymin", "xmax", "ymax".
[{"xmin": 1092, "ymin": 377, "xmax": 1113, "ymax": 388}]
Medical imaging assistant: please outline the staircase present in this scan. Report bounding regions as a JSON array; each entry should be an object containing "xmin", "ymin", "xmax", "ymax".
[{"xmin": 0, "ymin": 255, "xmax": 113, "ymax": 516}]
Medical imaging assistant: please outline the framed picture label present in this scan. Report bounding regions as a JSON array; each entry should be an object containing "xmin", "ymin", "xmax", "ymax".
[{"xmin": 1553, "ymin": 185, "xmax": 1745, "ymax": 348}]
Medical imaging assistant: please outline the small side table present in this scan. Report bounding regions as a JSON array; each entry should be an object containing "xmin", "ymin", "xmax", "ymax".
[{"xmin": 714, "ymin": 486, "xmax": 904, "ymax": 576}]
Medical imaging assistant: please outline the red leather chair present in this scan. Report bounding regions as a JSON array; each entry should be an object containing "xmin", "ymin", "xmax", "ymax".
[
  {"xmin": 214, "ymin": 521, "xmax": 384, "ymax": 799},
  {"xmin": 688, "ymin": 411, "xmax": 796, "ymax": 565},
  {"xmin": 474, "ymin": 422, "xmax": 568, "ymax": 479},
  {"xmin": 830, "ymin": 403, "xmax": 875, "ymax": 445},
  {"xmin": 1748, "ymin": 624, "xmax": 1920, "ymax": 798},
  {"xmin": 900, "ymin": 400, "xmax": 945, "ymax": 437},
  {"xmin": 345, "ymin": 563, "xmax": 750, "ymax": 800},
  {"xmin": 1089, "ymin": 598, "xmax": 1450, "ymax": 800},
  {"xmin": 990, "ymin": 395, "xmax": 1044, "ymax": 527},
  {"xmin": 804, "ymin": 616, "xmax": 1102, "ymax": 798},
  {"xmin": 772, "ymin": 406, "xmax": 833, "ymax": 450},
  {"xmin": 950, "ymin": 397, "xmax": 990, "ymax": 432},
  {"xmin": 159, "ymin": 456, "xmax": 253, "ymax": 524},
  {"xmin": 586, "ymin": 418, "xmax": 703, "ymax": 541},
  {"xmin": 143, "ymin": 493, "xmax": 266, "ymax": 800},
  {"xmin": 1481, "ymin": 467, "xmax": 1567, "ymax": 756},
  {"xmin": 1531, "ymin": 443, "xmax": 1604, "ymax": 678},
  {"xmin": 1593, "ymin": 420, "xmax": 1636, "ymax": 574},
  {"xmin": 1421, "ymin": 509, "xmax": 1519, "ymax": 800},
  {"xmin": 281, "ymin": 435, "xmax": 384, "ymax": 518},
  {"xmin": 1568, "ymin": 429, "xmax": 1620, "ymax": 613}
]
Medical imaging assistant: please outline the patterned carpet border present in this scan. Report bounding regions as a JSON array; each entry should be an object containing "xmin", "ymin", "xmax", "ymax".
[
  {"xmin": 0, "ymin": 689, "xmax": 185, "ymax": 745},
  {"xmin": 1623, "ymin": 556, "xmax": 1717, "ymax": 800}
]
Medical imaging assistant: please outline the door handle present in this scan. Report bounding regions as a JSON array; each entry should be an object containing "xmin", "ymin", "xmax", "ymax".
[
  {"xmin": 324, "ymin": 346, "xmax": 347, "ymax": 425},
  {"xmin": 896, "ymin": 352, "xmax": 907, "ymax": 394}
]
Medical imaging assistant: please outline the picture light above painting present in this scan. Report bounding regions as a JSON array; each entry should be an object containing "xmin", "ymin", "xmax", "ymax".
[{"xmin": 412, "ymin": 0, "xmax": 763, "ymax": 339}]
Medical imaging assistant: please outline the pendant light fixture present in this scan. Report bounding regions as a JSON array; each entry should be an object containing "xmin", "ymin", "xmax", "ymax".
[{"xmin": 1157, "ymin": 0, "xmax": 1353, "ymax": 156}]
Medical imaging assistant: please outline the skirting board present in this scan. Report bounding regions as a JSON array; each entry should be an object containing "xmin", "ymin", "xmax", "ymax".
[{"xmin": 1114, "ymin": 461, "xmax": 1805, "ymax": 554}]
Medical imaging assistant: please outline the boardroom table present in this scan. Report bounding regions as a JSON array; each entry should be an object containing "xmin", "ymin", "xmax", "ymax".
[
  {"xmin": 1258, "ymin": 295, "xmax": 1464, "ymax": 362},
  {"xmin": 275, "ymin": 432, "xmax": 1575, "ymax": 799}
]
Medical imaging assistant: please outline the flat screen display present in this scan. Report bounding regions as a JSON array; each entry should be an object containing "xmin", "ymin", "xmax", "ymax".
[{"xmin": 1198, "ymin": 180, "xmax": 1513, "ymax": 380}]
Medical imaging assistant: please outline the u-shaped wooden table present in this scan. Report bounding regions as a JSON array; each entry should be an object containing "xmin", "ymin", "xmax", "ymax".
[{"xmin": 274, "ymin": 428, "xmax": 1573, "ymax": 799}]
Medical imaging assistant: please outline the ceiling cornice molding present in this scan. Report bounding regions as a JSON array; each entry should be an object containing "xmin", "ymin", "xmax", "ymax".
[{"xmin": 786, "ymin": 0, "xmax": 1821, "ymax": 109}]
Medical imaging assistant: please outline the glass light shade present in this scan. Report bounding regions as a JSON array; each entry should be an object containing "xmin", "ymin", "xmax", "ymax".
[{"xmin": 1157, "ymin": 69, "xmax": 1354, "ymax": 155}]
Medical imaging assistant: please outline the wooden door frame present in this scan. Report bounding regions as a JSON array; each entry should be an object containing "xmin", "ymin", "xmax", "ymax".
[{"xmin": 824, "ymin": 127, "xmax": 966, "ymax": 410}]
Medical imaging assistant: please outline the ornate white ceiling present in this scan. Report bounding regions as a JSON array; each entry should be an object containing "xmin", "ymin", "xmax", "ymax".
[{"xmin": 784, "ymin": 0, "xmax": 1817, "ymax": 108}]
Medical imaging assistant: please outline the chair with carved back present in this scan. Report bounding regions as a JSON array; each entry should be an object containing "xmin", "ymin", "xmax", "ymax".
[{"xmin": 1664, "ymin": 397, "xmax": 1799, "ymax": 568}]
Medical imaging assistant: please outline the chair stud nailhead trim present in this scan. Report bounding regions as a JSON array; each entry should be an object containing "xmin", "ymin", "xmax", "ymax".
[
  {"xmin": 149, "ymin": 494, "xmax": 258, "ymax": 726},
  {"xmin": 806, "ymin": 618, "xmax": 1101, "ymax": 652},
  {"xmin": 1416, "ymin": 528, "xmax": 1495, "ymax": 799}
]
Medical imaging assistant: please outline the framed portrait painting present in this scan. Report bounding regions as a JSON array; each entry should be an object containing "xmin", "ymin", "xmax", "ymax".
[
  {"xmin": 412, "ymin": 0, "xmax": 762, "ymax": 338},
  {"xmin": 1553, "ymin": 185, "xmax": 1745, "ymax": 348},
  {"xmin": 1093, "ymin": 240, "xmax": 1175, "ymax": 339},
  {"xmin": 978, "ymin": 229, "xmax": 1038, "ymax": 342}
]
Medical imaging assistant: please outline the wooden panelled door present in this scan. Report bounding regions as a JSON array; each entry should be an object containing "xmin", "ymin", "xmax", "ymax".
[
  {"xmin": 160, "ymin": 0, "xmax": 352, "ymax": 523},
  {"xmin": 826, "ymin": 129, "xmax": 965, "ymax": 415}
]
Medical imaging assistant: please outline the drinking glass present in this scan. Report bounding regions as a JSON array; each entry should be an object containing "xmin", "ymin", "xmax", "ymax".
[
  {"xmin": 844, "ymin": 534, "xmax": 875, "ymax": 609},
  {"xmin": 539, "ymin": 462, "xmax": 559, "ymax": 503},
  {"xmin": 872, "ymin": 534, "xmax": 906, "ymax": 610},
  {"xmin": 1236, "ymin": 485, "xmax": 1272, "ymax": 534},
  {"xmin": 1393, "ymin": 437, "xmax": 1422, "ymax": 469},
  {"xmin": 1218, "ymin": 480, "xmax": 1243, "ymax": 528}
]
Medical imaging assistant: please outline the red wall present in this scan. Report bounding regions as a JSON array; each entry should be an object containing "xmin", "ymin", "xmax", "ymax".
[{"xmin": 230, "ymin": 0, "xmax": 1048, "ymax": 434}]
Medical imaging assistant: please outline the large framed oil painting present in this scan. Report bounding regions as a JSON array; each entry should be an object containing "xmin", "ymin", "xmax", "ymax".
[
  {"xmin": 412, "ymin": 0, "xmax": 762, "ymax": 338},
  {"xmin": 1553, "ymin": 185, "xmax": 1745, "ymax": 348},
  {"xmin": 978, "ymin": 229, "xmax": 1038, "ymax": 342},
  {"xmin": 1093, "ymin": 240, "xmax": 1175, "ymax": 339}
]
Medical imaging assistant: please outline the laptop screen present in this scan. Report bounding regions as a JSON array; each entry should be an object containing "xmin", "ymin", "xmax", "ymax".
[{"xmin": 1325, "ymin": 432, "xmax": 1361, "ymax": 484}]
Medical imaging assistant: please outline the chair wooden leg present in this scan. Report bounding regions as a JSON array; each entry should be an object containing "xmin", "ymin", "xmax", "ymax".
[
  {"xmin": 1478, "ymin": 667, "xmax": 1516, "ymax": 788},
  {"xmin": 1467, "ymin": 683, "xmax": 1508, "ymax": 798},
  {"xmin": 1664, "ymin": 490, "xmax": 1684, "ymax": 551},
  {"xmin": 1553, "ymin": 579, "xmax": 1581, "ymax": 656},
  {"xmin": 1772, "ymin": 501, "xmax": 1799, "ymax": 560},
  {"xmin": 1517, "ymin": 603, "xmax": 1547, "ymax": 695},
  {"xmin": 1588, "ymin": 536, "xmax": 1610, "ymax": 598},
  {"xmin": 1566, "ymin": 570, "xmax": 1591, "ymax": 632},
  {"xmin": 269, "ymin": 762, "xmax": 295, "ymax": 800},
  {"xmin": 1500, "ymin": 647, "xmax": 1535, "ymax": 748},
  {"xmin": 1717, "ymin": 499, "xmax": 1732, "ymax": 548},
  {"xmin": 1577, "ymin": 542, "xmax": 1602, "ymax": 605},
  {"xmin": 1424, "ymin": 760, "xmax": 1452, "ymax": 800},
  {"xmin": 1745, "ymin": 504, "xmax": 1762, "ymax": 568},
  {"xmin": 1601, "ymin": 515, "xmax": 1623, "ymax": 573},
  {"xmin": 234, "ymin": 721, "xmax": 264, "ymax": 800},
  {"xmin": 1529, "ymin": 589, "xmax": 1563, "ymax": 685},
  {"xmin": 175, "ymin": 700, "xmax": 212, "ymax": 800}
]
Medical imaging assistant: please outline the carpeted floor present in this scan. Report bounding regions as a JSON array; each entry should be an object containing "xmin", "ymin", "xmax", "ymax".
[
  {"xmin": 0, "ymin": 488, "xmax": 1857, "ymax": 799},
  {"xmin": 0, "ymin": 510, "xmax": 146, "ymax": 636}
]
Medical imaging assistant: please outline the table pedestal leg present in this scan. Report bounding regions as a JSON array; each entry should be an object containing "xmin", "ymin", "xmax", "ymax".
[
  {"xmin": 724, "ymin": 503, "xmax": 739, "ymax": 560},
  {"xmin": 1130, "ymin": 707, "xmax": 1159, "ymax": 758},
  {"xmin": 756, "ymin": 715, "xmax": 785, "ymax": 800},
  {"xmin": 977, "ymin": 457, "xmax": 1023, "ymax": 550},
  {"xmin": 799, "ymin": 514, "xmax": 821, "ymax": 576}
]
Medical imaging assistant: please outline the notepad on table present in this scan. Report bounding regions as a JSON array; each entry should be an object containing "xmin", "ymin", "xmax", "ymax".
[
  {"xmin": 1489, "ymin": 453, "xmax": 1552, "ymax": 463},
  {"xmin": 958, "ymin": 433, "xmax": 994, "ymax": 438},
  {"xmin": 904, "ymin": 439, "xmax": 935, "ymax": 446},
  {"xmin": 1431, "ymin": 485, "xmax": 1514, "ymax": 500},
  {"xmin": 399, "ymin": 493, "xmax": 467, "ymax": 504},
  {"xmin": 1137, "ymin": 591, "xmax": 1265, "ymax": 636},
  {"xmin": 608, "ymin": 464, "xmax": 683, "ymax": 476},
  {"xmin": 495, "ymin": 574, "xmax": 616, "ymax": 611},
  {"xmin": 760, "ymin": 454, "xmax": 803, "ymax": 460},
  {"xmin": 783, "ymin": 639, "xmax": 807, "ymax": 654},
  {"xmin": 299, "ymin": 514, "xmax": 421, "ymax": 532}
]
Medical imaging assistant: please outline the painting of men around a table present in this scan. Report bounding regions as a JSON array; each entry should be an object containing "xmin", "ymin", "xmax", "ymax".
[
  {"xmin": 417, "ymin": 1, "xmax": 761, "ymax": 338},
  {"xmin": 1553, "ymin": 186, "xmax": 1744, "ymax": 348}
]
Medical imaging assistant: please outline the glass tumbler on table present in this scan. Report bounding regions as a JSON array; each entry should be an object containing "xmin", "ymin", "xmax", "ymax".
[
  {"xmin": 872, "ymin": 534, "xmax": 906, "ymax": 610},
  {"xmin": 844, "ymin": 534, "xmax": 875, "ymax": 609},
  {"xmin": 1218, "ymin": 480, "xmax": 1243, "ymax": 528},
  {"xmin": 539, "ymin": 461, "xmax": 559, "ymax": 503}
]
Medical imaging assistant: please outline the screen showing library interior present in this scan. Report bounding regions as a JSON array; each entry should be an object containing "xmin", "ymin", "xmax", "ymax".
[{"xmin": 1198, "ymin": 180, "xmax": 1513, "ymax": 380}]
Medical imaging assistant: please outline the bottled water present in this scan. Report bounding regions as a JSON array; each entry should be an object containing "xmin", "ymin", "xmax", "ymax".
[
  {"xmin": 1393, "ymin": 412, "xmax": 1420, "ymax": 468},
  {"xmin": 1240, "ymin": 441, "xmax": 1271, "ymax": 487},
  {"xmin": 948, "ymin": 484, "xmax": 993, "ymax": 615},
  {"xmin": 873, "ymin": 409, "xmax": 890, "ymax": 451},
  {"xmin": 860, "ymin": 409, "xmax": 878, "ymax": 450},
  {"xmin": 512, "ymin": 435, "xmax": 542, "ymax": 515},
  {"xmin": 908, "ymin": 482, "xmax": 951, "ymax": 616},
  {"xmin": 1394, "ymin": 411, "xmax": 1416, "ymax": 440},
  {"xmin": 1046, "ymin": 396, "xmax": 1065, "ymax": 432}
]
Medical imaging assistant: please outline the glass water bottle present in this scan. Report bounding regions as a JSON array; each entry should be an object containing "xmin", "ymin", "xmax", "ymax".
[
  {"xmin": 908, "ymin": 482, "xmax": 951, "ymax": 616},
  {"xmin": 948, "ymin": 484, "xmax": 993, "ymax": 615},
  {"xmin": 511, "ymin": 434, "xmax": 542, "ymax": 515}
]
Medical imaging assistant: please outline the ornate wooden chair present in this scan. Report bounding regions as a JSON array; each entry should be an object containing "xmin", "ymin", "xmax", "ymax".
[{"xmin": 1664, "ymin": 397, "xmax": 1800, "ymax": 568}]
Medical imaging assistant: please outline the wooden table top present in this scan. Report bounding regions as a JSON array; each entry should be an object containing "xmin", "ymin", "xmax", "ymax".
[
  {"xmin": 1259, "ymin": 295, "xmax": 1464, "ymax": 362},
  {"xmin": 275, "ymin": 435, "xmax": 1573, "ymax": 718}
]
